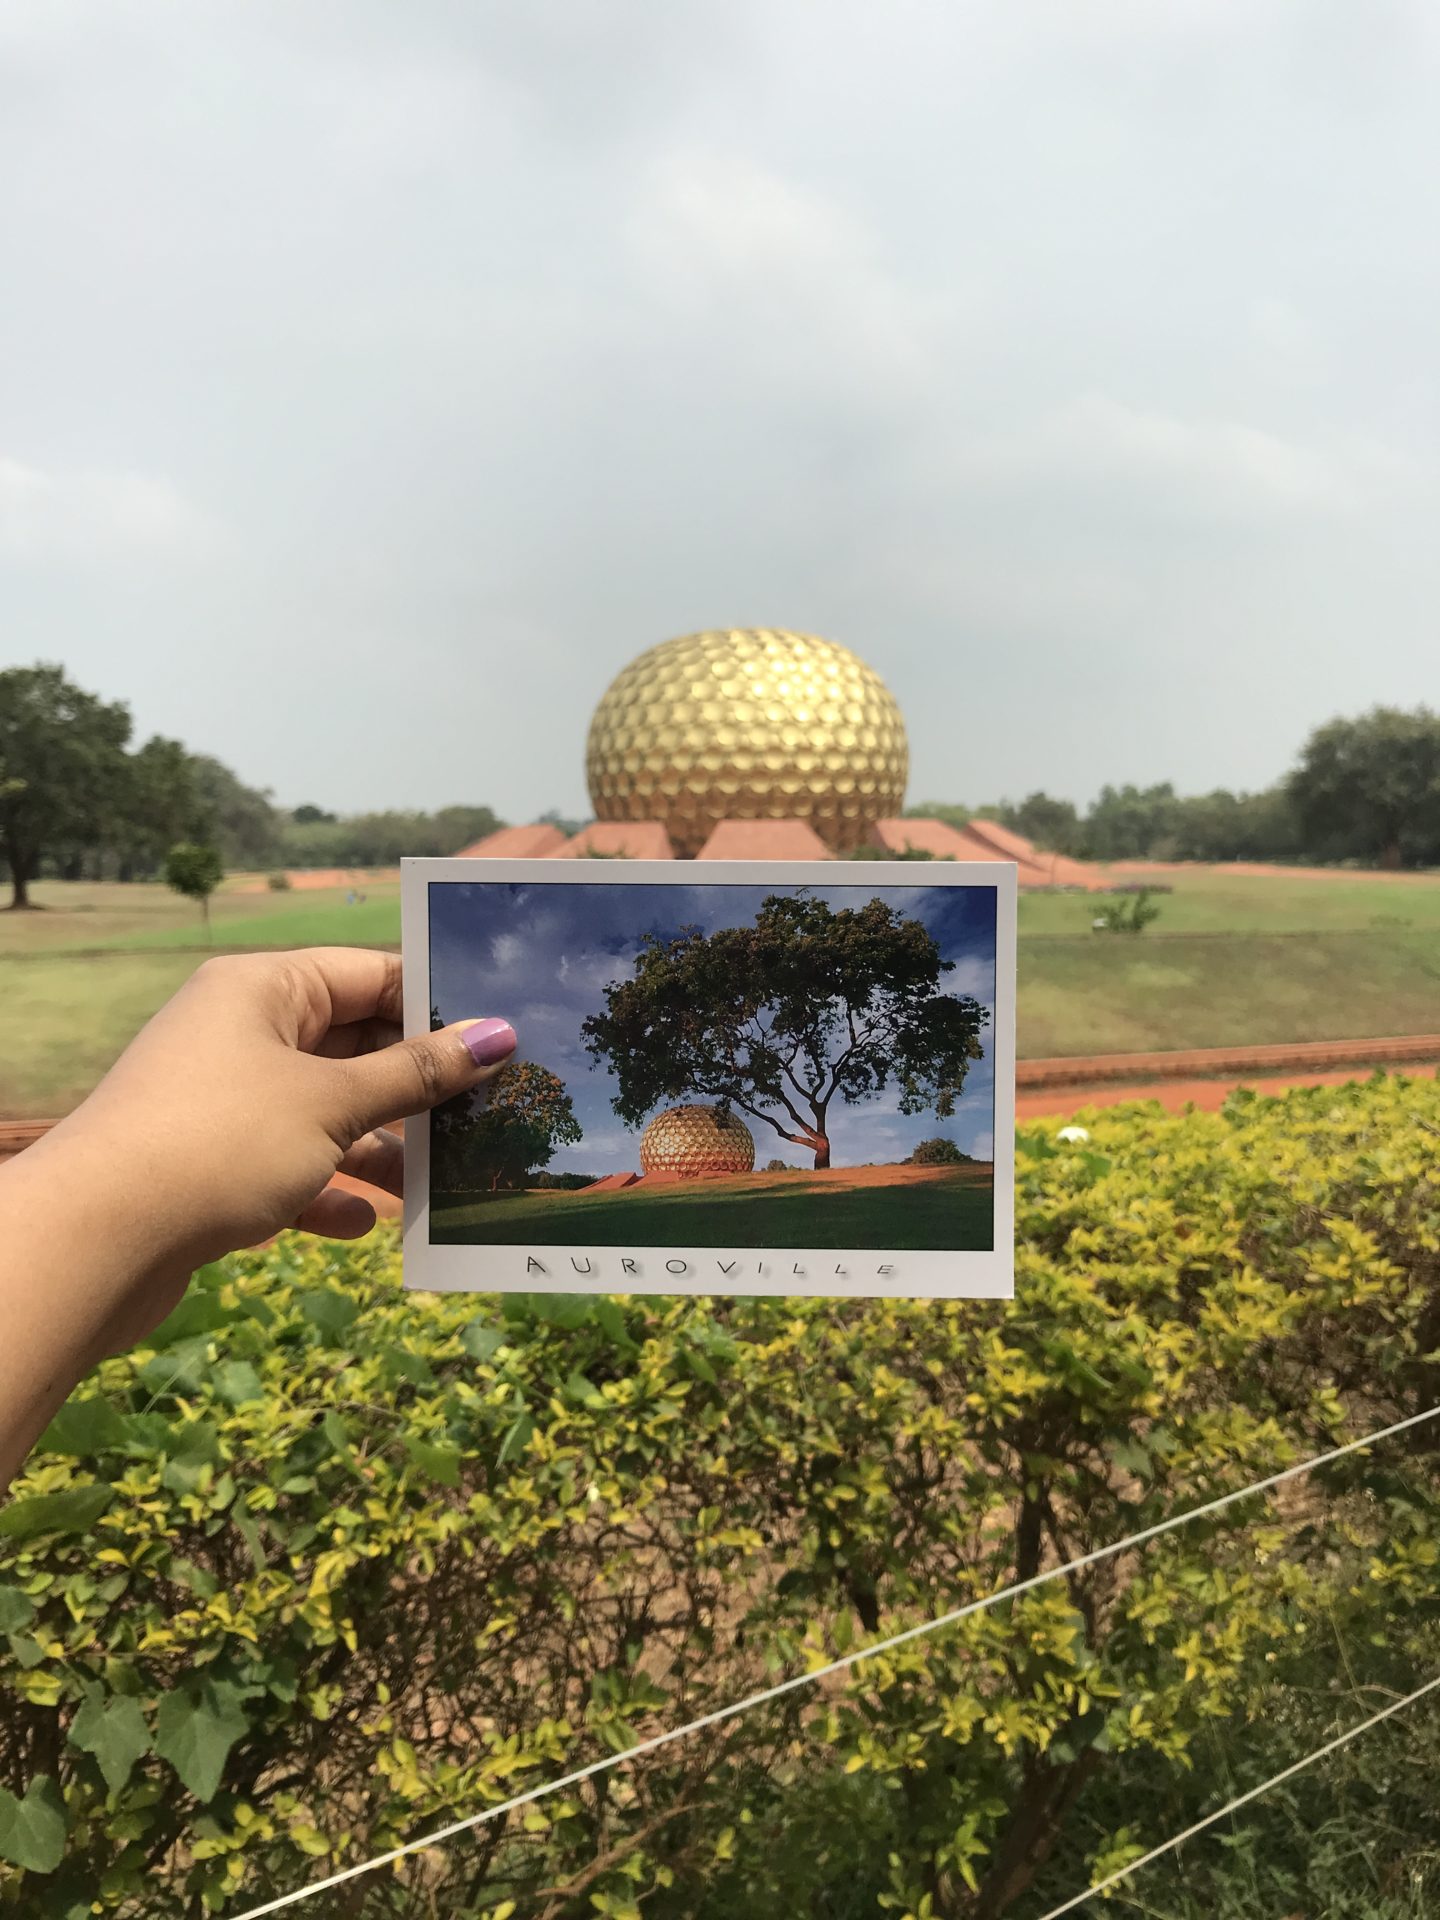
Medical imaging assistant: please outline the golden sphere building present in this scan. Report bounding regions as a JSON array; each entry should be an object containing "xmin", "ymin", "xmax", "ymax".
[
  {"xmin": 640, "ymin": 1104, "xmax": 755, "ymax": 1177},
  {"xmin": 585, "ymin": 628, "xmax": 909, "ymax": 858}
]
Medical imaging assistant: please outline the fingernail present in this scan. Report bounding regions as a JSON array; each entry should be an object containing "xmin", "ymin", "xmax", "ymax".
[{"xmin": 462, "ymin": 1018, "xmax": 516, "ymax": 1067}]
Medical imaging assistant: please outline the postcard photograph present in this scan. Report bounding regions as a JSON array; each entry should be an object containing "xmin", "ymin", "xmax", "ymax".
[{"xmin": 403, "ymin": 859, "xmax": 1015, "ymax": 1298}]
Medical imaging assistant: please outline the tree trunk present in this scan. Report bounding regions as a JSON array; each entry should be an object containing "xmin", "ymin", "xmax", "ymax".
[
  {"xmin": 813, "ymin": 1137, "xmax": 831, "ymax": 1169},
  {"xmin": 5, "ymin": 839, "xmax": 31, "ymax": 910},
  {"xmin": 202, "ymin": 894, "xmax": 212, "ymax": 944}
]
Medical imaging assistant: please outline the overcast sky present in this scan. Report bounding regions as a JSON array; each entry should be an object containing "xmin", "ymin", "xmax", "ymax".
[
  {"xmin": 3, "ymin": 1, "xmax": 1439, "ymax": 820},
  {"xmin": 429, "ymin": 878, "xmax": 997, "ymax": 1170}
]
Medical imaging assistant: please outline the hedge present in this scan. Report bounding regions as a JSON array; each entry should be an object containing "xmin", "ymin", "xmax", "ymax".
[{"xmin": 3, "ymin": 1075, "xmax": 1440, "ymax": 1917}]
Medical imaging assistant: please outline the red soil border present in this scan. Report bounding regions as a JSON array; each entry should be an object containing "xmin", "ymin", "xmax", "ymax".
[{"xmin": 1019, "ymin": 1034, "xmax": 1440, "ymax": 1088}]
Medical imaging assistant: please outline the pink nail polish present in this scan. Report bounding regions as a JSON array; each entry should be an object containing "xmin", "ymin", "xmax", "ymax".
[{"xmin": 463, "ymin": 1018, "xmax": 516, "ymax": 1067}]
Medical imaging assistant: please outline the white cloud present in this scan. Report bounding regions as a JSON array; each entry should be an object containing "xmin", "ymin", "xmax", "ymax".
[
  {"xmin": 952, "ymin": 393, "xmax": 1358, "ymax": 521},
  {"xmin": 625, "ymin": 149, "xmax": 954, "ymax": 411},
  {"xmin": 490, "ymin": 931, "xmax": 524, "ymax": 970},
  {"xmin": 944, "ymin": 956, "xmax": 995, "ymax": 1000},
  {"xmin": 0, "ymin": 455, "xmax": 220, "ymax": 564}
]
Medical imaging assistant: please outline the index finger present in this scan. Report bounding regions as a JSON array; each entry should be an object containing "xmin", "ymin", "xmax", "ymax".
[{"xmin": 282, "ymin": 947, "xmax": 406, "ymax": 1037}]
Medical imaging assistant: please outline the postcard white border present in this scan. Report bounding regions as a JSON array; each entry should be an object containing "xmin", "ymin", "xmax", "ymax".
[{"xmin": 401, "ymin": 856, "xmax": 1016, "ymax": 1300}]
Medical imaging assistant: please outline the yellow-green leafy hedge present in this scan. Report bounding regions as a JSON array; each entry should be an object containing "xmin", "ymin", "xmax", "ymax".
[{"xmin": 4, "ymin": 1075, "xmax": 1440, "ymax": 1918}]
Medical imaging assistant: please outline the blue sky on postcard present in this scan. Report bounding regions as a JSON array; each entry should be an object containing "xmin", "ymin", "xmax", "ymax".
[{"xmin": 428, "ymin": 878, "xmax": 998, "ymax": 1172}]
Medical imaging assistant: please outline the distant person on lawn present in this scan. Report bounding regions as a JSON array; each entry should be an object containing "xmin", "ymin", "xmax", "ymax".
[{"xmin": 0, "ymin": 949, "xmax": 516, "ymax": 1490}]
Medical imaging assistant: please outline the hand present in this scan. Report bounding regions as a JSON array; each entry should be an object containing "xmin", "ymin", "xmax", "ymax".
[{"xmin": 0, "ymin": 948, "xmax": 515, "ymax": 1483}]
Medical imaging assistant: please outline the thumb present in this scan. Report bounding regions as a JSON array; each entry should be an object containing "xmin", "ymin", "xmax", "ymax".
[{"xmin": 342, "ymin": 1018, "xmax": 517, "ymax": 1135}]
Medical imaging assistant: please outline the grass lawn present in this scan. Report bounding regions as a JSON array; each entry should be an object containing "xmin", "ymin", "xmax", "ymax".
[
  {"xmin": 0, "ymin": 953, "xmax": 202, "ymax": 1114},
  {"xmin": 431, "ymin": 1163, "xmax": 995, "ymax": 1250},
  {"xmin": 1019, "ymin": 929, "xmax": 1440, "ymax": 1057},
  {"xmin": 0, "ymin": 881, "xmax": 401, "ymax": 1114},
  {"xmin": 1020, "ymin": 868, "xmax": 1440, "ymax": 937},
  {"xmin": 0, "ymin": 878, "xmax": 402, "ymax": 955},
  {"xmin": 5, "ymin": 869, "xmax": 1440, "ymax": 1115}
]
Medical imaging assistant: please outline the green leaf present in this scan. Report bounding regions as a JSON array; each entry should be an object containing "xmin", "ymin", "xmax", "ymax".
[
  {"xmin": 232, "ymin": 1500, "xmax": 268, "ymax": 1573},
  {"xmin": 69, "ymin": 1689, "xmax": 151, "ymax": 1796},
  {"xmin": 148, "ymin": 1281, "xmax": 234, "ymax": 1348},
  {"xmin": 169, "ymin": 1558, "xmax": 219, "ymax": 1599},
  {"xmin": 0, "ymin": 1584, "xmax": 37, "ymax": 1634},
  {"xmin": 298, "ymin": 1288, "xmax": 360, "ymax": 1342},
  {"xmin": 531, "ymin": 1294, "xmax": 594, "ymax": 1330},
  {"xmin": 680, "ymin": 1346, "xmax": 717, "ymax": 1385},
  {"xmin": 497, "ymin": 1414, "xmax": 534, "ymax": 1465},
  {"xmin": 154, "ymin": 1678, "xmax": 252, "ymax": 1803},
  {"xmin": 403, "ymin": 1437, "xmax": 461, "ymax": 1486},
  {"xmin": 0, "ymin": 1483, "xmax": 113, "ymax": 1542},
  {"xmin": 460, "ymin": 1321, "xmax": 505, "ymax": 1363},
  {"xmin": 317, "ymin": 1411, "xmax": 366, "ymax": 1481},
  {"xmin": 138, "ymin": 1336, "xmax": 212, "ymax": 1399},
  {"xmin": 0, "ymin": 1774, "xmax": 66, "ymax": 1874},
  {"xmin": 7, "ymin": 1633, "xmax": 45, "ymax": 1670},
  {"xmin": 382, "ymin": 1345, "xmax": 435, "ymax": 1388},
  {"xmin": 39, "ymin": 1396, "xmax": 129, "ymax": 1457},
  {"xmin": 563, "ymin": 1370, "xmax": 606, "ymax": 1409},
  {"xmin": 159, "ymin": 1420, "xmax": 223, "ymax": 1494},
  {"xmin": 594, "ymin": 1299, "xmax": 638, "ymax": 1351},
  {"xmin": 211, "ymin": 1362, "xmax": 264, "ymax": 1408},
  {"xmin": 118, "ymin": 1412, "xmax": 178, "ymax": 1456},
  {"xmin": 1110, "ymin": 1437, "xmax": 1154, "ymax": 1481}
]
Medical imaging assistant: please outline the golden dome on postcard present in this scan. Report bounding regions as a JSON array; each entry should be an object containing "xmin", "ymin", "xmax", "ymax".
[
  {"xmin": 585, "ymin": 628, "xmax": 909, "ymax": 858},
  {"xmin": 640, "ymin": 1104, "xmax": 755, "ymax": 1177}
]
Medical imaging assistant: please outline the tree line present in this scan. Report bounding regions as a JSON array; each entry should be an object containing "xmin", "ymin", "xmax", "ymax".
[
  {"xmin": 6, "ymin": 662, "xmax": 1440, "ymax": 908},
  {"xmin": 0, "ymin": 664, "xmax": 504, "ymax": 908},
  {"xmin": 911, "ymin": 705, "xmax": 1440, "ymax": 869}
]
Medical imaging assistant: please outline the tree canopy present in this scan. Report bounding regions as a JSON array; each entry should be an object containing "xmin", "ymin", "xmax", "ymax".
[
  {"xmin": 582, "ymin": 892, "xmax": 988, "ymax": 1169},
  {"xmin": 0, "ymin": 664, "xmax": 133, "ymax": 908},
  {"xmin": 275, "ymin": 804, "xmax": 504, "ymax": 869},
  {"xmin": 431, "ymin": 1057, "xmax": 582, "ymax": 1192},
  {"xmin": 1289, "ymin": 706, "xmax": 1440, "ymax": 868},
  {"xmin": 163, "ymin": 842, "xmax": 224, "ymax": 936}
]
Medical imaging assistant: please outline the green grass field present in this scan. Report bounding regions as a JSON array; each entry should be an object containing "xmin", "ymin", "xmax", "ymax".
[
  {"xmin": 0, "ymin": 878, "xmax": 402, "ymax": 954},
  {"xmin": 1018, "ymin": 867, "xmax": 1440, "ymax": 937},
  {"xmin": 1020, "ymin": 929, "xmax": 1440, "ymax": 1057},
  {"xmin": 3, "ymin": 868, "xmax": 1440, "ymax": 1115},
  {"xmin": 431, "ymin": 1163, "xmax": 995, "ymax": 1250}
]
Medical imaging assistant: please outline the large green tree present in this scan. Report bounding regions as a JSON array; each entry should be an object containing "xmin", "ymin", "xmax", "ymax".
[
  {"xmin": 991, "ymin": 791, "xmax": 1082, "ymax": 855},
  {"xmin": 115, "ymin": 737, "xmax": 205, "ymax": 880},
  {"xmin": 582, "ymin": 892, "xmax": 988, "ymax": 1169},
  {"xmin": 431, "ymin": 1056, "xmax": 582, "ymax": 1192},
  {"xmin": 278, "ymin": 805, "xmax": 505, "ymax": 869},
  {"xmin": 0, "ymin": 664, "xmax": 132, "ymax": 908},
  {"xmin": 1289, "ymin": 706, "xmax": 1440, "ymax": 868},
  {"xmin": 188, "ymin": 756, "xmax": 278, "ymax": 870},
  {"xmin": 1080, "ymin": 782, "xmax": 1183, "ymax": 861}
]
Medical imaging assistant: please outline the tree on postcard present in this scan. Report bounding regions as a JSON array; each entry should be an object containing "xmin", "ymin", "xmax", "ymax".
[
  {"xmin": 431, "ymin": 1050, "xmax": 582, "ymax": 1192},
  {"xmin": 581, "ymin": 893, "xmax": 987, "ymax": 1169}
]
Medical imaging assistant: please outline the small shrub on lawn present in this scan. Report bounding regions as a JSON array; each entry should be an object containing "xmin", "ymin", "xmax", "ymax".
[
  {"xmin": 906, "ymin": 1136, "xmax": 972, "ymax": 1165},
  {"xmin": 4, "ymin": 1076, "xmax": 1440, "ymax": 1915}
]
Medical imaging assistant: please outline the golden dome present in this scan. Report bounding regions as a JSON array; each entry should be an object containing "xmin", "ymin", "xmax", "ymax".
[
  {"xmin": 586, "ymin": 628, "xmax": 909, "ymax": 857},
  {"xmin": 640, "ymin": 1104, "xmax": 755, "ymax": 1176}
]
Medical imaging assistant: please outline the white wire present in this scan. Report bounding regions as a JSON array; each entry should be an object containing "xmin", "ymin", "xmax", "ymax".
[
  {"xmin": 229, "ymin": 1400, "xmax": 1440, "ymax": 1919},
  {"xmin": 1033, "ymin": 1668, "xmax": 1440, "ymax": 1919}
]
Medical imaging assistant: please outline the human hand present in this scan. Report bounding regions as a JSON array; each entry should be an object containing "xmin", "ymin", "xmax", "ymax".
[{"xmin": 7, "ymin": 947, "xmax": 514, "ymax": 1358}]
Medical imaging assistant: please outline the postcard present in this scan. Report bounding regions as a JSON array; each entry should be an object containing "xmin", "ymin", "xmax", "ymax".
[{"xmin": 401, "ymin": 857, "xmax": 1015, "ymax": 1299}]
